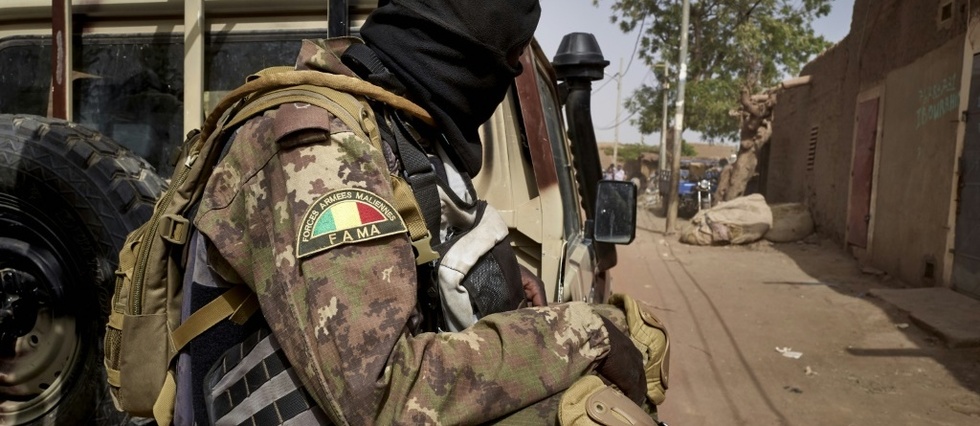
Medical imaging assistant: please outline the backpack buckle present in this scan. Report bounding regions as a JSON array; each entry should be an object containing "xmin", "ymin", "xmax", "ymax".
[
  {"xmin": 412, "ymin": 235, "xmax": 440, "ymax": 265},
  {"xmin": 160, "ymin": 214, "xmax": 190, "ymax": 245}
]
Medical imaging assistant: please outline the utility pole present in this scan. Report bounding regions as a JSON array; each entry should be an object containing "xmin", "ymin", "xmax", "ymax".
[
  {"xmin": 612, "ymin": 58, "xmax": 623, "ymax": 169},
  {"xmin": 657, "ymin": 64, "xmax": 669, "ymax": 177},
  {"xmin": 665, "ymin": 0, "xmax": 691, "ymax": 234}
]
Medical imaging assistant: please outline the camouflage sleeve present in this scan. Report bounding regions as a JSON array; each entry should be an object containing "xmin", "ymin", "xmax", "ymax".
[{"xmin": 195, "ymin": 104, "xmax": 614, "ymax": 425}]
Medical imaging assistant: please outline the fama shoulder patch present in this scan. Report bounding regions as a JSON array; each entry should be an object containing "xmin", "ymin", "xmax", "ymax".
[{"xmin": 297, "ymin": 189, "xmax": 407, "ymax": 259}]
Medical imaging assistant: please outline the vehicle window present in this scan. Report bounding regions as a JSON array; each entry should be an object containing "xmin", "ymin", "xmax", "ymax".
[
  {"xmin": 74, "ymin": 35, "xmax": 185, "ymax": 178},
  {"xmin": 203, "ymin": 32, "xmax": 313, "ymax": 112},
  {"xmin": 0, "ymin": 31, "xmax": 316, "ymax": 179},
  {"xmin": 534, "ymin": 68, "xmax": 582, "ymax": 235},
  {"xmin": 0, "ymin": 37, "xmax": 51, "ymax": 117}
]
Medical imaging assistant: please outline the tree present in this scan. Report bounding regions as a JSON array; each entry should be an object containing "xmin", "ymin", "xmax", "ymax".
[
  {"xmin": 600, "ymin": 0, "xmax": 832, "ymax": 142},
  {"xmin": 603, "ymin": 143, "xmax": 654, "ymax": 162},
  {"xmin": 715, "ymin": 76, "xmax": 810, "ymax": 201},
  {"xmin": 602, "ymin": 140, "xmax": 696, "ymax": 161},
  {"xmin": 681, "ymin": 140, "xmax": 697, "ymax": 157}
]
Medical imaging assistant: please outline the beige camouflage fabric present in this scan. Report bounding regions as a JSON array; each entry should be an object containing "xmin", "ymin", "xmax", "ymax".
[{"xmin": 194, "ymin": 38, "xmax": 634, "ymax": 425}]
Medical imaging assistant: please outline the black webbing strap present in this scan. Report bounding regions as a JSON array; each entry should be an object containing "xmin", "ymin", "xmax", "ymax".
[
  {"xmin": 342, "ymin": 43, "xmax": 407, "ymax": 97},
  {"xmin": 342, "ymin": 43, "xmax": 444, "ymax": 241},
  {"xmin": 391, "ymin": 117, "xmax": 443, "ymax": 240}
]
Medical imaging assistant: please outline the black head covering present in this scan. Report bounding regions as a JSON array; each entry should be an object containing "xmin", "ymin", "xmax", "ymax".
[{"xmin": 359, "ymin": 0, "xmax": 542, "ymax": 175}]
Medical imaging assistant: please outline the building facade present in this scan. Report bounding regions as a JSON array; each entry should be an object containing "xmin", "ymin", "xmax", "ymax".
[{"xmin": 767, "ymin": 0, "xmax": 980, "ymax": 298}]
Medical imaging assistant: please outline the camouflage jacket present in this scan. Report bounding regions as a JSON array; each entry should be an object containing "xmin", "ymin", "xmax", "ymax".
[{"xmin": 194, "ymin": 38, "xmax": 627, "ymax": 425}]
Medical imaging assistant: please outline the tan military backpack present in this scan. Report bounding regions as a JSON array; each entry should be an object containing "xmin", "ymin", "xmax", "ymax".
[{"xmin": 103, "ymin": 67, "xmax": 436, "ymax": 424}]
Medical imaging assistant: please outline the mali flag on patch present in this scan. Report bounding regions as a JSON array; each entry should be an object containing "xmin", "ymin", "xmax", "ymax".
[
  {"xmin": 314, "ymin": 201, "xmax": 386, "ymax": 234},
  {"xmin": 296, "ymin": 188, "xmax": 407, "ymax": 259}
]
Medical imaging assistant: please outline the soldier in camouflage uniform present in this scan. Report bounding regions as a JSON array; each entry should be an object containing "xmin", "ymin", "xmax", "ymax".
[{"xmin": 188, "ymin": 0, "xmax": 665, "ymax": 424}]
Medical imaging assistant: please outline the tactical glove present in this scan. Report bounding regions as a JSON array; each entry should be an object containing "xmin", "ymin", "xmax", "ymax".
[
  {"xmin": 608, "ymin": 294, "xmax": 670, "ymax": 405},
  {"xmin": 596, "ymin": 316, "xmax": 646, "ymax": 405}
]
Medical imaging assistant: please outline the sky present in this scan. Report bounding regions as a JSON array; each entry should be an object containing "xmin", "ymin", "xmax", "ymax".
[{"xmin": 534, "ymin": 0, "xmax": 856, "ymax": 146}]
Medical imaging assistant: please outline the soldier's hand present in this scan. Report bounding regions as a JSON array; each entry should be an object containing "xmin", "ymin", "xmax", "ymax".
[
  {"xmin": 596, "ymin": 316, "xmax": 646, "ymax": 404},
  {"xmin": 519, "ymin": 265, "xmax": 547, "ymax": 307}
]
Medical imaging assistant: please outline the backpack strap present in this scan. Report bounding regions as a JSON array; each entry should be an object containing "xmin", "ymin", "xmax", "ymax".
[
  {"xmin": 200, "ymin": 70, "xmax": 435, "ymax": 143},
  {"xmin": 390, "ymin": 175, "xmax": 439, "ymax": 264},
  {"xmin": 152, "ymin": 285, "xmax": 260, "ymax": 425},
  {"xmin": 390, "ymin": 116, "xmax": 443, "ymax": 241},
  {"xmin": 170, "ymin": 285, "xmax": 259, "ymax": 353}
]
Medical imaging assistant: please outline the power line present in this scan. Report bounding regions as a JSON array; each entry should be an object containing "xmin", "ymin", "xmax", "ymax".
[
  {"xmin": 598, "ymin": 109, "xmax": 638, "ymax": 130},
  {"xmin": 592, "ymin": 77, "xmax": 615, "ymax": 94},
  {"xmin": 594, "ymin": 16, "xmax": 651, "ymax": 138},
  {"xmin": 622, "ymin": 16, "xmax": 647, "ymax": 78},
  {"xmin": 592, "ymin": 16, "xmax": 647, "ymax": 94}
]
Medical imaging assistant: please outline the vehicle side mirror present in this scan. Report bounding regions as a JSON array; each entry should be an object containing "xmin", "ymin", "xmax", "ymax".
[{"xmin": 593, "ymin": 180, "xmax": 637, "ymax": 244}]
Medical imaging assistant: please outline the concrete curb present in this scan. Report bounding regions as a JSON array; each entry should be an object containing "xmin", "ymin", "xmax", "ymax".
[{"xmin": 870, "ymin": 287, "xmax": 980, "ymax": 348}]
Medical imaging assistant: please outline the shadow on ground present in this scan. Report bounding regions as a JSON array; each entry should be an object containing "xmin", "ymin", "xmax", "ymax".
[
  {"xmin": 659, "ymin": 202, "xmax": 980, "ymax": 407},
  {"xmin": 764, "ymin": 235, "xmax": 980, "ymax": 400}
]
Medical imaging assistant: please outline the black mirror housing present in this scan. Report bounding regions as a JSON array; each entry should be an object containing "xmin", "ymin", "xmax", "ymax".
[{"xmin": 593, "ymin": 180, "xmax": 637, "ymax": 244}]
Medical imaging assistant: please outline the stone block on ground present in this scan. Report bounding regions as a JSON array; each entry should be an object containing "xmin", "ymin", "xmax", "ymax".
[
  {"xmin": 870, "ymin": 287, "xmax": 980, "ymax": 348},
  {"xmin": 765, "ymin": 203, "xmax": 814, "ymax": 243}
]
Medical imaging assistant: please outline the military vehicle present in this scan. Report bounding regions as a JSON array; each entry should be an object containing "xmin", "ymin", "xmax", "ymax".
[{"xmin": 0, "ymin": 1, "xmax": 635, "ymax": 423}]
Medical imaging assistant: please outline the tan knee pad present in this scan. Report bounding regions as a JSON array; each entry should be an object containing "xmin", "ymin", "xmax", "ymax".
[{"xmin": 558, "ymin": 375, "xmax": 657, "ymax": 426}]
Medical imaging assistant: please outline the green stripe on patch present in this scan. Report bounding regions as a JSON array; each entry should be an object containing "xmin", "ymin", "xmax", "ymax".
[
  {"xmin": 296, "ymin": 189, "xmax": 407, "ymax": 259},
  {"xmin": 314, "ymin": 209, "xmax": 337, "ymax": 234}
]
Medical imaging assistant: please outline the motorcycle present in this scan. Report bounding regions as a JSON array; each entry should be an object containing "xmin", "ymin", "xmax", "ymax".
[
  {"xmin": 696, "ymin": 178, "xmax": 713, "ymax": 211},
  {"xmin": 678, "ymin": 177, "xmax": 715, "ymax": 217}
]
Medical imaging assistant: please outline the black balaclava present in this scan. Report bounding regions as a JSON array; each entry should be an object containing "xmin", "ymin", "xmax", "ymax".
[{"xmin": 359, "ymin": 0, "xmax": 541, "ymax": 176}]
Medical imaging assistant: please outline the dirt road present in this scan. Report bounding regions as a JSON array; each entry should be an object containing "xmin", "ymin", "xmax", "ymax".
[{"xmin": 610, "ymin": 209, "xmax": 980, "ymax": 425}]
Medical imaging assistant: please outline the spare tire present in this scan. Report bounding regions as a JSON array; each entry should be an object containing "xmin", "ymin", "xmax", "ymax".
[{"xmin": 0, "ymin": 115, "xmax": 165, "ymax": 425}]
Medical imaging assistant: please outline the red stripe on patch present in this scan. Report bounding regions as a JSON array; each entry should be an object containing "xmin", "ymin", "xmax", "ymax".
[{"xmin": 357, "ymin": 202, "xmax": 385, "ymax": 224}]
